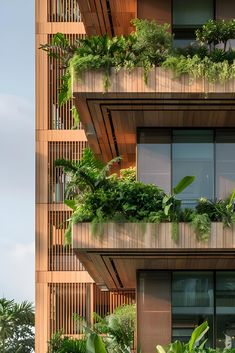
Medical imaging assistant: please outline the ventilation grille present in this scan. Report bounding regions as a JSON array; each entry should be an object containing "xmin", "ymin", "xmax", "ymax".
[
  {"xmin": 48, "ymin": 0, "xmax": 81, "ymax": 22},
  {"xmin": 48, "ymin": 34, "xmax": 85, "ymax": 130}
]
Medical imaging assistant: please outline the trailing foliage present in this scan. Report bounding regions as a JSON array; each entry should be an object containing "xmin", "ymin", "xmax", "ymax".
[
  {"xmin": 164, "ymin": 19, "xmax": 235, "ymax": 82},
  {"xmin": 162, "ymin": 54, "xmax": 235, "ymax": 83},
  {"xmin": 57, "ymin": 149, "xmax": 235, "ymax": 244},
  {"xmin": 191, "ymin": 213, "xmax": 211, "ymax": 242},
  {"xmin": 41, "ymin": 19, "xmax": 235, "ymax": 105}
]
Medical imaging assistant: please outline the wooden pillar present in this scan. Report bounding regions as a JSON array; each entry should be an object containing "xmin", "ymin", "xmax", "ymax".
[{"xmin": 137, "ymin": 271, "xmax": 171, "ymax": 353}]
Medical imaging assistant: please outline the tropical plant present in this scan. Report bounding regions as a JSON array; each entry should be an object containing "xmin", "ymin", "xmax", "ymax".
[
  {"xmin": 161, "ymin": 176, "xmax": 195, "ymax": 242},
  {"xmin": 196, "ymin": 19, "xmax": 235, "ymax": 52},
  {"xmin": 48, "ymin": 331, "xmax": 86, "ymax": 353},
  {"xmin": 156, "ymin": 321, "xmax": 209, "ymax": 353},
  {"xmin": 0, "ymin": 298, "xmax": 34, "ymax": 353},
  {"xmin": 93, "ymin": 304, "xmax": 136, "ymax": 353},
  {"xmin": 191, "ymin": 213, "xmax": 211, "ymax": 242}
]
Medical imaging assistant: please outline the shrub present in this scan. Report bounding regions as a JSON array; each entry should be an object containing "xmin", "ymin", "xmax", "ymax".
[{"xmin": 48, "ymin": 332, "xmax": 86, "ymax": 353}]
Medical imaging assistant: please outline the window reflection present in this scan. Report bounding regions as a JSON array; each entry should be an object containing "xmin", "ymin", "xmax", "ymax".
[
  {"xmin": 172, "ymin": 272, "xmax": 213, "ymax": 346},
  {"xmin": 216, "ymin": 272, "xmax": 235, "ymax": 348}
]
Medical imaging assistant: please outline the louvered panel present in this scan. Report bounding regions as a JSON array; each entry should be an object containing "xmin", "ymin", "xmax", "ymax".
[
  {"xmin": 48, "ymin": 0, "xmax": 82, "ymax": 22},
  {"xmin": 48, "ymin": 34, "xmax": 85, "ymax": 130},
  {"xmin": 48, "ymin": 210, "xmax": 85, "ymax": 271},
  {"xmin": 49, "ymin": 283, "xmax": 92, "ymax": 335},
  {"xmin": 48, "ymin": 141, "xmax": 88, "ymax": 203},
  {"xmin": 94, "ymin": 286, "xmax": 136, "ymax": 317}
]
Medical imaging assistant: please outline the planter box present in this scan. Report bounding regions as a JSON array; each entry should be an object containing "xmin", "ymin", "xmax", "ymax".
[{"xmin": 72, "ymin": 222, "xmax": 235, "ymax": 290}]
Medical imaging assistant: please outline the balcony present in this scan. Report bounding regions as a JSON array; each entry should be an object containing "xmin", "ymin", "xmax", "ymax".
[
  {"xmin": 72, "ymin": 222, "xmax": 235, "ymax": 290},
  {"xmin": 73, "ymin": 67, "xmax": 235, "ymax": 165}
]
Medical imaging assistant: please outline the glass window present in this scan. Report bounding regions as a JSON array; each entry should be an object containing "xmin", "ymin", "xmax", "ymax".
[
  {"xmin": 173, "ymin": 0, "xmax": 214, "ymax": 44},
  {"xmin": 137, "ymin": 129, "xmax": 235, "ymax": 205},
  {"xmin": 216, "ymin": 272, "xmax": 235, "ymax": 348},
  {"xmin": 216, "ymin": 130, "xmax": 235, "ymax": 199},
  {"xmin": 172, "ymin": 271, "xmax": 214, "ymax": 346},
  {"xmin": 137, "ymin": 129, "xmax": 171, "ymax": 193},
  {"xmin": 172, "ymin": 130, "xmax": 214, "ymax": 208}
]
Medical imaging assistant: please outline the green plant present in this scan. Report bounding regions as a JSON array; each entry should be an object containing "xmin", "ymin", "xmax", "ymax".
[
  {"xmin": 0, "ymin": 298, "xmax": 34, "ymax": 353},
  {"xmin": 131, "ymin": 18, "xmax": 172, "ymax": 82},
  {"xmin": 93, "ymin": 304, "xmax": 136, "ymax": 353},
  {"xmin": 191, "ymin": 213, "xmax": 211, "ymax": 241},
  {"xmin": 71, "ymin": 105, "xmax": 80, "ymax": 129},
  {"xmin": 196, "ymin": 19, "xmax": 235, "ymax": 52},
  {"xmin": 162, "ymin": 54, "xmax": 235, "ymax": 82},
  {"xmin": 42, "ymin": 19, "xmax": 235, "ymax": 106},
  {"xmin": 48, "ymin": 331, "xmax": 86, "ymax": 353},
  {"xmin": 162, "ymin": 176, "xmax": 195, "ymax": 242},
  {"xmin": 196, "ymin": 196, "xmax": 235, "ymax": 228},
  {"xmin": 157, "ymin": 321, "xmax": 209, "ymax": 353}
]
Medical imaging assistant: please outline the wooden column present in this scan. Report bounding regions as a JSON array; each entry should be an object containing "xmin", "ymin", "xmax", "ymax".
[{"xmin": 137, "ymin": 271, "xmax": 171, "ymax": 353}]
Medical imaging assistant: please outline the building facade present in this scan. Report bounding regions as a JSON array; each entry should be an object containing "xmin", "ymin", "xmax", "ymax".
[
  {"xmin": 36, "ymin": 1, "xmax": 235, "ymax": 353},
  {"xmin": 35, "ymin": 1, "xmax": 135, "ymax": 352}
]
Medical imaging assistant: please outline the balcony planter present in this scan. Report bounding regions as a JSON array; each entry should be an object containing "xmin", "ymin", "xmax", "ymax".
[
  {"xmin": 73, "ymin": 67, "xmax": 235, "ymax": 95},
  {"xmin": 72, "ymin": 222, "xmax": 235, "ymax": 290},
  {"xmin": 72, "ymin": 222, "xmax": 235, "ymax": 250}
]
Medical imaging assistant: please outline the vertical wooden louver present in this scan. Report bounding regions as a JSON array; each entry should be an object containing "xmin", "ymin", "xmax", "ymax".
[
  {"xmin": 48, "ymin": 34, "xmax": 85, "ymax": 130},
  {"xmin": 48, "ymin": 211, "xmax": 85, "ymax": 271},
  {"xmin": 48, "ymin": 0, "xmax": 82, "ymax": 22},
  {"xmin": 49, "ymin": 283, "xmax": 92, "ymax": 335},
  {"xmin": 48, "ymin": 141, "xmax": 88, "ymax": 203},
  {"xmin": 36, "ymin": 1, "xmax": 136, "ymax": 351}
]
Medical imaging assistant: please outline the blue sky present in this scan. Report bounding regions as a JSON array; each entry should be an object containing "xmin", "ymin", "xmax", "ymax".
[{"xmin": 0, "ymin": 1, "xmax": 35, "ymax": 302}]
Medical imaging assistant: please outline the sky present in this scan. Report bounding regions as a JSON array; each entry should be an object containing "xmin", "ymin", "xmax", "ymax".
[{"xmin": 0, "ymin": 1, "xmax": 35, "ymax": 302}]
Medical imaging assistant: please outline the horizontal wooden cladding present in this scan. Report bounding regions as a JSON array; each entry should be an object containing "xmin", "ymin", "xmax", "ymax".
[
  {"xmin": 77, "ymin": 0, "xmax": 136, "ymax": 35},
  {"xmin": 36, "ymin": 22, "xmax": 86, "ymax": 34},
  {"xmin": 74, "ymin": 68, "xmax": 235, "ymax": 94},
  {"xmin": 73, "ymin": 222, "xmax": 235, "ymax": 250},
  {"xmin": 36, "ymin": 130, "xmax": 87, "ymax": 141},
  {"xmin": 36, "ymin": 271, "xmax": 93, "ymax": 283}
]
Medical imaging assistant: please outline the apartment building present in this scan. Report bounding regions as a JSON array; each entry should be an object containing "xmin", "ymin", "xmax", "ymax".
[
  {"xmin": 36, "ymin": 1, "xmax": 235, "ymax": 352},
  {"xmin": 35, "ymin": 1, "xmax": 135, "ymax": 352}
]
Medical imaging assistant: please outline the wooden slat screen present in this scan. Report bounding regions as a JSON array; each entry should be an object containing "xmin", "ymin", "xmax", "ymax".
[
  {"xmin": 49, "ymin": 284, "xmax": 135, "ymax": 336},
  {"xmin": 49, "ymin": 283, "xmax": 92, "ymax": 335},
  {"xmin": 48, "ymin": 210, "xmax": 85, "ymax": 271},
  {"xmin": 94, "ymin": 286, "xmax": 136, "ymax": 317},
  {"xmin": 48, "ymin": 34, "xmax": 85, "ymax": 130},
  {"xmin": 48, "ymin": 141, "xmax": 88, "ymax": 203},
  {"xmin": 48, "ymin": 0, "xmax": 82, "ymax": 22}
]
